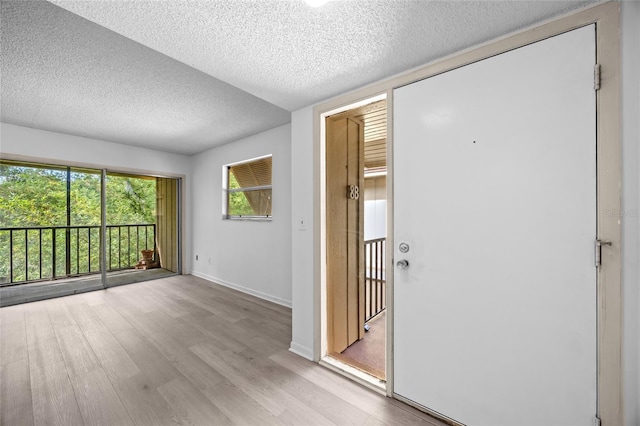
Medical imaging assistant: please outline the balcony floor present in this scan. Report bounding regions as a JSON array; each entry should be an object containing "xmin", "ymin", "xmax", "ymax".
[
  {"xmin": 0, "ymin": 268, "xmax": 176, "ymax": 307},
  {"xmin": 332, "ymin": 311, "xmax": 386, "ymax": 380}
]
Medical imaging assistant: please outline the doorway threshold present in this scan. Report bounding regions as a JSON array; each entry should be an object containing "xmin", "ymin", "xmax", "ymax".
[{"xmin": 320, "ymin": 356, "xmax": 386, "ymax": 395}]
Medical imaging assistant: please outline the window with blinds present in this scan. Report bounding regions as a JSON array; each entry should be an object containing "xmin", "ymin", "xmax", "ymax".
[{"xmin": 224, "ymin": 156, "xmax": 272, "ymax": 219}]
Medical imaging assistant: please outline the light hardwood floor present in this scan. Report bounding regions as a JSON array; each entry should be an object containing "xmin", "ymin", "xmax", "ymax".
[{"xmin": 1, "ymin": 275, "xmax": 444, "ymax": 426}]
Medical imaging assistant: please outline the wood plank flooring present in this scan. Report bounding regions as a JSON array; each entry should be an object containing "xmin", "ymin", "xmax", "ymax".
[{"xmin": 1, "ymin": 275, "xmax": 444, "ymax": 426}]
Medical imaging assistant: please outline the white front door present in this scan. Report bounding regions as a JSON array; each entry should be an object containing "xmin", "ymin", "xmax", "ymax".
[{"xmin": 393, "ymin": 25, "xmax": 597, "ymax": 426}]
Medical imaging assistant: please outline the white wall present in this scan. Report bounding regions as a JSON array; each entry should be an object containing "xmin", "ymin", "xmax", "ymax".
[
  {"xmin": 364, "ymin": 200, "xmax": 386, "ymax": 241},
  {"xmin": 289, "ymin": 3, "xmax": 640, "ymax": 423},
  {"xmin": 290, "ymin": 107, "xmax": 315, "ymax": 358},
  {"xmin": 0, "ymin": 122, "xmax": 193, "ymax": 272},
  {"xmin": 365, "ymin": 176, "xmax": 387, "ymax": 240},
  {"xmin": 190, "ymin": 124, "xmax": 292, "ymax": 307},
  {"xmin": 0, "ymin": 123, "xmax": 191, "ymax": 178},
  {"xmin": 621, "ymin": 1, "xmax": 640, "ymax": 425}
]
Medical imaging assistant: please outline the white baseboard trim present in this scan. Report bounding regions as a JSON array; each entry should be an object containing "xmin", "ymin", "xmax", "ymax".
[
  {"xmin": 289, "ymin": 342, "xmax": 314, "ymax": 360},
  {"xmin": 191, "ymin": 271, "xmax": 292, "ymax": 308}
]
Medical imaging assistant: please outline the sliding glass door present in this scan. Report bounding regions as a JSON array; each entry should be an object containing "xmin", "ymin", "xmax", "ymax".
[{"xmin": 0, "ymin": 160, "xmax": 181, "ymax": 305}]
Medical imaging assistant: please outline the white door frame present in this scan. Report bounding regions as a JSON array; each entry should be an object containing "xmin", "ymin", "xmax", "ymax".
[
  {"xmin": 317, "ymin": 94, "xmax": 388, "ymax": 390},
  {"xmin": 312, "ymin": 2, "xmax": 621, "ymax": 424}
]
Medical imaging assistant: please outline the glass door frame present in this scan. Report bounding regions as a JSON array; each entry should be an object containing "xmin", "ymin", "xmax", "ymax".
[{"xmin": 0, "ymin": 158, "xmax": 182, "ymax": 304}]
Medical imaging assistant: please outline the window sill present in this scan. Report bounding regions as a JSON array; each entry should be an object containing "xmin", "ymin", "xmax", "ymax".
[{"xmin": 223, "ymin": 216, "xmax": 273, "ymax": 222}]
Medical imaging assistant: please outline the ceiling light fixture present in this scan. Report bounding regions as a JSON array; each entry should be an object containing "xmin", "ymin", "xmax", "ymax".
[{"xmin": 304, "ymin": 0, "xmax": 329, "ymax": 7}]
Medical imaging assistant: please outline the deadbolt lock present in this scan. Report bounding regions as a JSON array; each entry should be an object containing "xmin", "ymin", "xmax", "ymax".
[{"xmin": 399, "ymin": 243, "xmax": 410, "ymax": 253}]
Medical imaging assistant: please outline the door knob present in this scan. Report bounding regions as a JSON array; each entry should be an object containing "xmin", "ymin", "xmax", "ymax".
[{"xmin": 396, "ymin": 259, "xmax": 409, "ymax": 269}]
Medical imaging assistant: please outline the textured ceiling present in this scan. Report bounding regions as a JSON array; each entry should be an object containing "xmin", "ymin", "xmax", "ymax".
[
  {"xmin": 0, "ymin": 1, "xmax": 290, "ymax": 155},
  {"xmin": 1, "ymin": 0, "xmax": 598, "ymax": 155},
  {"xmin": 49, "ymin": 0, "xmax": 598, "ymax": 110}
]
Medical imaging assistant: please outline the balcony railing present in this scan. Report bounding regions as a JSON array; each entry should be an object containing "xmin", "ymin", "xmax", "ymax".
[
  {"xmin": 365, "ymin": 237, "xmax": 386, "ymax": 322},
  {"xmin": 0, "ymin": 224, "xmax": 156, "ymax": 286}
]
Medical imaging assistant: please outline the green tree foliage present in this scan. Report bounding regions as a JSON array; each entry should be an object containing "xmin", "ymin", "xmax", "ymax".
[
  {"xmin": 70, "ymin": 171, "xmax": 101, "ymax": 226},
  {"xmin": 106, "ymin": 175, "xmax": 156, "ymax": 225},
  {"xmin": 0, "ymin": 165, "xmax": 157, "ymax": 228},
  {"xmin": 227, "ymin": 172, "xmax": 255, "ymax": 216},
  {"xmin": 0, "ymin": 165, "xmax": 67, "ymax": 227}
]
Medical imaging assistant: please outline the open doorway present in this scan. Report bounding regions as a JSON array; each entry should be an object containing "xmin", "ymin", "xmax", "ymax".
[{"xmin": 323, "ymin": 98, "xmax": 387, "ymax": 382}]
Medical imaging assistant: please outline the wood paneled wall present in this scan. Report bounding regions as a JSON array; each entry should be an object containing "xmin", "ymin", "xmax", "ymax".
[{"xmin": 156, "ymin": 178, "xmax": 178, "ymax": 272}]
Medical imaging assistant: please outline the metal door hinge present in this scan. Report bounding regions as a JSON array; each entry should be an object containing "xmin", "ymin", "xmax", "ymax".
[
  {"xmin": 594, "ymin": 64, "xmax": 601, "ymax": 91},
  {"xmin": 593, "ymin": 414, "xmax": 601, "ymax": 426},
  {"xmin": 595, "ymin": 239, "xmax": 612, "ymax": 268}
]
